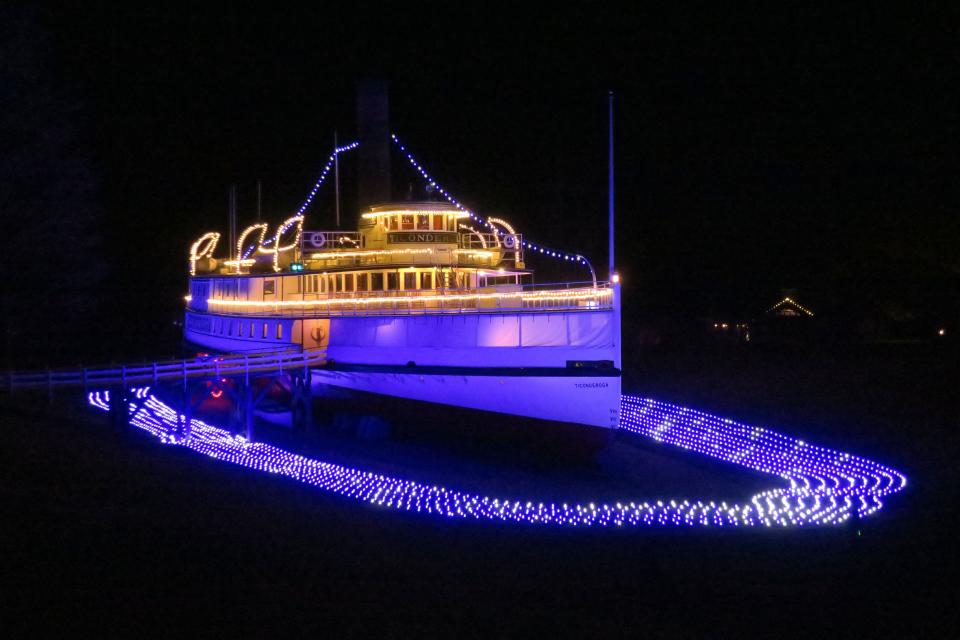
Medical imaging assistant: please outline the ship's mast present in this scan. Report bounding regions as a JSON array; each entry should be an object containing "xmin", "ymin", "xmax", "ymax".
[
  {"xmin": 334, "ymin": 130, "xmax": 341, "ymax": 228},
  {"xmin": 608, "ymin": 91, "xmax": 615, "ymax": 280}
]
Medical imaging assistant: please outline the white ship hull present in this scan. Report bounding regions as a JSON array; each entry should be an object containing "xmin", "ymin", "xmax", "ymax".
[
  {"xmin": 311, "ymin": 366, "xmax": 620, "ymax": 429},
  {"xmin": 184, "ymin": 305, "xmax": 621, "ymax": 430}
]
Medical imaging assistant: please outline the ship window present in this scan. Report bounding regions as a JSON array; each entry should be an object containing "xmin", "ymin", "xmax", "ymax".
[
  {"xmin": 371, "ymin": 272, "xmax": 384, "ymax": 291},
  {"xmin": 417, "ymin": 214, "xmax": 430, "ymax": 230},
  {"xmin": 249, "ymin": 322, "xmax": 255, "ymax": 338},
  {"xmin": 356, "ymin": 273, "xmax": 368, "ymax": 291},
  {"xmin": 387, "ymin": 272, "xmax": 399, "ymax": 290},
  {"xmin": 432, "ymin": 214, "xmax": 444, "ymax": 230},
  {"xmin": 388, "ymin": 216, "xmax": 399, "ymax": 230},
  {"xmin": 403, "ymin": 272, "xmax": 416, "ymax": 290},
  {"xmin": 420, "ymin": 272, "xmax": 433, "ymax": 290},
  {"xmin": 344, "ymin": 273, "xmax": 354, "ymax": 292},
  {"xmin": 264, "ymin": 280, "xmax": 275, "ymax": 295},
  {"xmin": 401, "ymin": 214, "xmax": 414, "ymax": 230},
  {"xmin": 276, "ymin": 323, "xmax": 282, "ymax": 340}
]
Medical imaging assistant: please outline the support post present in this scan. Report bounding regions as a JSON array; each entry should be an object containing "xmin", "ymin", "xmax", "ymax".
[
  {"xmin": 110, "ymin": 384, "xmax": 130, "ymax": 434},
  {"xmin": 243, "ymin": 379, "xmax": 254, "ymax": 442},
  {"xmin": 290, "ymin": 370, "xmax": 312, "ymax": 433},
  {"xmin": 179, "ymin": 384, "xmax": 194, "ymax": 441}
]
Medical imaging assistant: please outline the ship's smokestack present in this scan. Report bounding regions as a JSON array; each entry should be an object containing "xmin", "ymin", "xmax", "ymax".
[{"xmin": 356, "ymin": 79, "xmax": 391, "ymax": 211}]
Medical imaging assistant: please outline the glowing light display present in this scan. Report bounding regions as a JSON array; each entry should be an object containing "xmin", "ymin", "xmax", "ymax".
[
  {"xmin": 391, "ymin": 133, "xmax": 588, "ymax": 267},
  {"xmin": 308, "ymin": 248, "xmax": 495, "ymax": 260},
  {"xmin": 767, "ymin": 297, "xmax": 814, "ymax": 317},
  {"xmin": 486, "ymin": 217, "xmax": 516, "ymax": 236},
  {"xmin": 236, "ymin": 223, "xmax": 269, "ymax": 267},
  {"xmin": 259, "ymin": 215, "xmax": 304, "ymax": 272},
  {"xmin": 294, "ymin": 141, "xmax": 359, "ymax": 218},
  {"xmin": 361, "ymin": 209, "xmax": 471, "ymax": 220},
  {"xmin": 88, "ymin": 390, "xmax": 906, "ymax": 528},
  {"xmin": 189, "ymin": 232, "xmax": 220, "ymax": 276},
  {"xmin": 203, "ymin": 286, "xmax": 611, "ymax": 310}
]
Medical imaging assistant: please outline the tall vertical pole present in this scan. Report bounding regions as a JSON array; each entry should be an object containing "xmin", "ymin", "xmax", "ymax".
[
  {"xmin": 608, "ymin": 91, "xmax": 621, "ymax": 373},
  {"xmin": 334, "ymin": 131, "xmax": 341, "ymax": 229},
  {"xmin": 608, "ymin": 91, "xmax": 615, "ymax": 280},
  {"xmin": 228, "ymin": 185, "xmax": 236, "ymax": 260}
]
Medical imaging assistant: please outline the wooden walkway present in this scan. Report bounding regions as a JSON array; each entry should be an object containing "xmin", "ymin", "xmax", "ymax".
[{"xmin": 1, "ymin": 348, "xmax": 327, "ymax": 392}]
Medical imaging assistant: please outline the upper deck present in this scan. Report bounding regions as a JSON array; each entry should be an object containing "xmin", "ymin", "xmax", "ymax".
[
  {"xmin": 186, "ymin": 201, "xmax": 609, "ymax": 318},
  {"xmin": 190, "ymin": 202, "xmax": 524, "ymax": 277}
]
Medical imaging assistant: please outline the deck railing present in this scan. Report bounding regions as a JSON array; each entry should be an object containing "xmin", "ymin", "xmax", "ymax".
[
  {"xmin": 191, "ymin": 282, "xmax": 613, "ymax": 318},
  {"xmin": 1, "ymin": 348, "xmax": 327, "ymax": 392}
]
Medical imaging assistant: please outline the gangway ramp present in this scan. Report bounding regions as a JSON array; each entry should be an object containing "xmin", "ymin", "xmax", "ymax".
[{"xmin": 1, "ymin": 348, "xmax": 327, "ymax": 392}]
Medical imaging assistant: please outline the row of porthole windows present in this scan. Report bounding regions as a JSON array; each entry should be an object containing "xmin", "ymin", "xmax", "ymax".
[{"xmin": 212, "ymin": 317, "xmax": 284, "ymax": 341}]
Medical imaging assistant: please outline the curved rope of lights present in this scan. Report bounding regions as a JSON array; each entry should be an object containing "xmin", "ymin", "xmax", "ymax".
[
  {"xmin": 258, "ymin": 215, "xmax": 304, "ymax": 272},
  {"xmin": 234, "ymin": 223, "xmax": 269, "ymax": 272},
  {"xmin": 88, "ymin": 390, "xmax": 907, "ymax": 528},
  {"xmin": 390, "ymin": 133, "xmax": 591, "ymax": 269},
  {"xmin": 458, "ymin": 224, "xmax": 488, "ymax": 249},
  {"xmin": 189, "ymin": 232, "xmax": 220, "ymax": 276}
]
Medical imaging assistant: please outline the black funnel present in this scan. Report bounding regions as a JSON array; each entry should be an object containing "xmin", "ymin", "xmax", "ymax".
[{"xmin": 356, "ymin": 79, "xmax": 391, "ymax": 211}]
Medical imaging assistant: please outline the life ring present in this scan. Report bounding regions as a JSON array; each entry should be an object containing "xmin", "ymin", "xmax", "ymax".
[
  {"xmin": 307, "ymin": 232, "xmax": 327, "ymax": 248},
  {"xmin": 503, "ymin": 234, "xmax": 517, "ymax": 249}
]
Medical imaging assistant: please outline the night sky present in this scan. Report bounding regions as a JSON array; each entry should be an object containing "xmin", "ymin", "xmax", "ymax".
[{"xmin": 5, "ymin": 4, "xmax": 959, "ymax": 360}]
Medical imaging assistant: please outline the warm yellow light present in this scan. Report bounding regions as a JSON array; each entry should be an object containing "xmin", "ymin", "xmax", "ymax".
[
  {"xmin": 486, "ymin": 216, "xmax": 517, "ymax": 235},
  {"xmin": 235, "ymin": 223, "xmax": 269, "ymax": 272},
  {"xmin": 939, "ymin": 328, "xmax": 946, "ymax": 336},
  {"xmin": 259, "ymin": 215, "xmax": 304, "ymax": 272},
  {"xmin": 305, "ymin": 247, "xmax": 494, "ymax": 260},
  {"xmin": 202, "ymin": 286, "xmax": 612, "ymax": 310},
  {"xmin": 361, "ymin": 209, "xmax": 470, "ymax": 219},
  {"xmin": 459, "ymin": 224, "xmax": 488, "ymax": 248},
  {"xmin": 767, "ymin": 297, "xmax": 814, "ymax": 317},
  {"xmin": 611, "ymin": 273, "xmax": 620, "ymax": 284},
  {"xmin": 189, "ymin": 232, "xmax": 220, "ymax": 276}
]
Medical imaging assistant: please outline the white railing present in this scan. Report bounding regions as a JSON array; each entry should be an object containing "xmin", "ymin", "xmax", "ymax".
[
  {"xmin": 1, "ymin": 348, "xmax": 327, "ymax": 392},
  {"xmin": 192, "ymin": 282, "xmax": 612, "ymax": 318},
  {"xmin": 301, "ymin": 231, "xmax": 362, "ymax": 253}
]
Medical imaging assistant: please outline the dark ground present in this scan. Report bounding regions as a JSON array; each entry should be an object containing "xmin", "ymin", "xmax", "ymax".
[{"xmin": 1, "ymin": 341, "xmax": 957, "ymax": 637}]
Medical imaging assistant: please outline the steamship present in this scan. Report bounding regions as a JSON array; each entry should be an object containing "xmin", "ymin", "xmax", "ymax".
[{"xmin": 183, "ymin": 90, "xmax": 621, "ymax": 430}]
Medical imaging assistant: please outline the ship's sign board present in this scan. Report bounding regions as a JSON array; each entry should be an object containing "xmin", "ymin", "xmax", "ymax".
[{"xmin": 388, "ymin": 231, "xmax": 458, "ymax": 244}]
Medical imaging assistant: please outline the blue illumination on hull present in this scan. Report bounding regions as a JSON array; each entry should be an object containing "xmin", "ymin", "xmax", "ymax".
[{"xmin": 88, "ymin": 389, "xmax": 907, "ymax": 528}]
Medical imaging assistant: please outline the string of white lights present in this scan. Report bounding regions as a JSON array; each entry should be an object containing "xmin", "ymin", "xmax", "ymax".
[{"xmin": 390, "ymin": 133, "xmax": 591, "ymax": 267}]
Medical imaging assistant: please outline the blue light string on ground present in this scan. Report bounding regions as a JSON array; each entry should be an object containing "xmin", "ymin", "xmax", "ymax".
[
  {"xmin": 88, "ymin": 389, "xmax": 907, "ymax": 528},
  {"xmin": 389, "ymin": 133, "xmax": 590, "ymax": 268}
]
